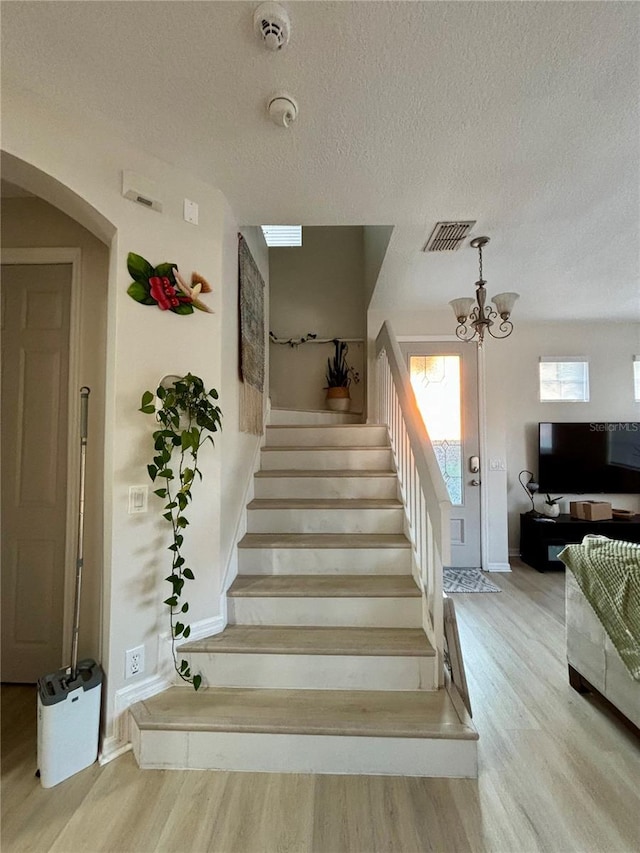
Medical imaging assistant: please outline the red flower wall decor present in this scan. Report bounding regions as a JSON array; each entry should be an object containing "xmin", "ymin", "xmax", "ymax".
[{"xmin": 126, "ymin": 252, "xmax": 213, "ymax": 314}]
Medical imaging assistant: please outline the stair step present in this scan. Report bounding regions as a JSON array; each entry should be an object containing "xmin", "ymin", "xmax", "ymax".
[
  {"xmin": 247, "ymin": 498, "xmax": 402, "ymax": 510},
  {"xmin": 269, "ymin": 409, "xmax": 363, "ymax": 425},
  {"xmin": 238, "ymin": 533, "xmax": 412, "ymax": 575},
  {"xmin": 180, "ymin": 625, "xmax": 435, "ymax": 691},
  {"xmin": 239, "ymin": 533, "xmax": 410, "ymax": 549},
  {"xmin": 254, "ymin": 470, "xmax": 398, "ymax": 500},
  {"xmin": 181, "ymin": 625, "xmax": 432, "ymax": 657},
  {"xmin": 130, "ymin": 687, "xmax": 478, "ymax": 776},
  {"xmin": 132, "ymin": 686, "xmax": 471, "ymax": 738},
  {"xmin": 263, "ymin": 445, "xmax": 390, "ymax": 451},
  {"xmin": 246, "ymin": 499, "xmax": 404, "ymax": 534},
  {"xmin": 228, "ymin": 575, "xmax": 420, "ymax": 597},
  {"xmin": 265, "ymin": 425, "xmax": 389, "ymax": 447},
  {"xmin": 227, "ymin": 575, "xmax": 421, "ymax": 628},
  {"xmin": 254, "ymin": 469, "xmax": 397, "ymax": 478},
  {"xmin": 261, "ymin": 446, "xmax": 393, "ymax": 471}
]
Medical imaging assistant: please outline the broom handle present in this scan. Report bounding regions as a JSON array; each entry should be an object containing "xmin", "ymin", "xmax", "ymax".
[{"xmin": 70, "ymin": 387, "xmax": 90, "ymax": 682}]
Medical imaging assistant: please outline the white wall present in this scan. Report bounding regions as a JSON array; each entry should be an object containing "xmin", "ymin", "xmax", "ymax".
[
  {"xmin": 1, "ymin": 196, "xmax": 109, "ymax": 663},
  {"xmin": 363, "ymin": 226, "xmax": 393, "ymax": 308},
  {"xmin": 219, "ymin": 220, "xmax": 269, "ymax": 591},
  {"xmin": 500, "ymin": 322, "xmax": 640, "ymax": 550},
  {"xmin": 368, "ymin": 309, "xmax": 640, "ymax": 565},
  {"xmin": 2, "ymin": 83, "xmax": 252, "ymax": 746},
  {"xmin": 269, "ymin": 227, "xmax": 365, "ymax": 414}
]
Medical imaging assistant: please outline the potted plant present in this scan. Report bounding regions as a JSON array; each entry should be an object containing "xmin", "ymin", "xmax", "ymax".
[
  {"xmin": 139, "ymin": 373, "xmax": 222, "ymax": 690},
  {"xmin": 325, "ymin": 339, "xmax": 359, "ymax": 411},
  {"xmin": 543, "ymin": 494, "xmax": 563, "ymax": 518}
]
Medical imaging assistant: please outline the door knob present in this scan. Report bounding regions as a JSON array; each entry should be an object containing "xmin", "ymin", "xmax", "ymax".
[{"xmin": 470, "ymin": 479, "xmax": 481, "ymax": 487}]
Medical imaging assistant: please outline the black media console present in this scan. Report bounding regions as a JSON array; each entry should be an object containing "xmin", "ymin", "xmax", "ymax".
[{"xmin": 519, "ymin": 513, "xmax": 640, "ymax": 572}]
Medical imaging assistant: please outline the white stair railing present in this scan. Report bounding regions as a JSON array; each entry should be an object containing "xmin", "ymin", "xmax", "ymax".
[{"xmin": 376, "ymin": 321, "xmax": 451, "ymax": 685}]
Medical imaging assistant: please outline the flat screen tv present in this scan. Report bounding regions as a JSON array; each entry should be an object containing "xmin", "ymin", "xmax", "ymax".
[{"xmin": 538, "ymin": 422, "xmax": 640, "ymax": 494}]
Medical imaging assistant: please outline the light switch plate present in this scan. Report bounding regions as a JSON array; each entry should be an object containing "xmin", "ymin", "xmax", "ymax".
[
  {"xmin": 184, "ymin": 198, "xmax": 199, "ymax": 225},
  {"xmin": 128, "ymin": 485, "xmax": 148, "ymax": 514}
]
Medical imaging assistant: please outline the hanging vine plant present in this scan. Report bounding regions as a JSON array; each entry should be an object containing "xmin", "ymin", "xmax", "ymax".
[{"xmin": 139, "ymin": 373, "xmax": 222, "ymax": 690}]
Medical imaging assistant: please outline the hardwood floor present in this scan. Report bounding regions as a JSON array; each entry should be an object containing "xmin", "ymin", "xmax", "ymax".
[{"xmin": 2, "ymin": 562, "xmax": 639, "ymax": 853}]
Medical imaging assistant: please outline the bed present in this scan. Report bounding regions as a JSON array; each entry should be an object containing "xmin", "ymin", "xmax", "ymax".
[{"xmin": 560, "ymin": 536, "xmax": 640, "ymax": 735}]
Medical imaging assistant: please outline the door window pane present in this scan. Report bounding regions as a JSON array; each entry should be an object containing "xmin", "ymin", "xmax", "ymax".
[{"xmin": 409, "ymin": 355, "xmax": 462, "ymax": 505}]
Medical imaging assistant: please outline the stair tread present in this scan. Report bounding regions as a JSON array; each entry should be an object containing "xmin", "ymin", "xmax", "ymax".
[
  {"xmin": 262, "ymin": 445, "xmax": 390, "ymax": 451},
  {"xmin": 181, "ymin": 625, "xmax": 433, "ymax": 656},
  {"xmin": 131, "ymin": 686, "xmax": 476, "ymax": 740},
  {"xmin": 228, "ymin": 575, "xmax": 420, "ymax": 598},
  {"xmin": 247, "ymin": 498, "xmax": 402, "ymax": 510},
  {"xmin": 271, "ymin": 407, "xmax": 363, "ymax": 416},
  {"xmin": 254, "ymin": 469, "xmax": 396, "ymax": 478},
  {"xmin": 266, "ymin": 424, "xmax": 384, "ymax": 430},
  {"xmin": 239, "ymin": 533, "xmax": 410, "ymax": 549}
]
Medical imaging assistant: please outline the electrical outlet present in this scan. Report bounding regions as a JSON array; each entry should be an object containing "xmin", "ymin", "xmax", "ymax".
[{"xmin": 125, "ymin": 645, "xmax": 145, "ymax": 679}]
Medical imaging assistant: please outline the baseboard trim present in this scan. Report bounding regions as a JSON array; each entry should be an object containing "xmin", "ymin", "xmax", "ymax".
[
  {"xmin": 99, "ymin": 737, "xmax": 132, "ymax": 766},
  {"xmin": 487, "ymin": 562, "xmax": 512, "ymax": 573},
  {"xmin": 115, "ymin": 673, "xmax": 172, "ymax": 714},
  {"xmin": 179, "ymin": 614, "xmax": 225, "ymax": 643},
  {"xmin": 220, "ymin": 434, "xmax": 264, "ymax": 594},
  {"xmin": 99, "ymin": 673, "xmax": 171, "ymax": 764}
]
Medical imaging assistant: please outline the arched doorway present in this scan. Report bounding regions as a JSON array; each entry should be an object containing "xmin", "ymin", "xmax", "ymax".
[{"xmin": 1, "ymin": 160, "xmax": 112, "ymax": 683}]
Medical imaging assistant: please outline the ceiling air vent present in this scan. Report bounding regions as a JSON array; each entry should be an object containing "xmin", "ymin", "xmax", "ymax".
[{"xmin": 423, "ymin": 221, "xmax": 476, "ymax": 252}]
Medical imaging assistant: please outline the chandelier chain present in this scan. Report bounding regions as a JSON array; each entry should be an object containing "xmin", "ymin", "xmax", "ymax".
[{"xmin": 478, "ymin": 244, "xmax": 483, "ymax": 282}]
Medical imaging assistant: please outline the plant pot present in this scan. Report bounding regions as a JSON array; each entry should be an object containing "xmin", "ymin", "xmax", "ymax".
[
  {"xmin": 325, "ymin": 386, "xmax": 350, "ymax": 412},
  {"xmin": 543, "ymin": 503, "xmax": 560, "ymax": 518}
]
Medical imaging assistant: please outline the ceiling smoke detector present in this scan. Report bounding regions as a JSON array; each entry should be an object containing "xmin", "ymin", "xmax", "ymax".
[
  {"xmin": 254, "ymin": 2, "xmax": 291, "ymax": 51},
  {"xmin": 423, "ymin": 221, "xmax": 476, "ymax": 252}
]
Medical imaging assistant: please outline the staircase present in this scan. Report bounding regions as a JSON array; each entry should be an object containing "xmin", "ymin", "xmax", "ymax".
[{"xmin": 129, "ymin": 421, "xmax": 478, "ymax": 777}]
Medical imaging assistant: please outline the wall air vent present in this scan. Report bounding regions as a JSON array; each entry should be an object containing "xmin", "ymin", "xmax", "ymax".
[{"xmin": 423, "ymin": 221, "xmax": 476, "ymax": 252}]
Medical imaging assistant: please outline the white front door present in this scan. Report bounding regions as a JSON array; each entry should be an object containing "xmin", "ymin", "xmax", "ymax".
[
  {"xmin": 1, "ymin": 263, "xmax": 72, "ymax": 682},
  {"xmin": 401, "ymin": 342, "xmax": 481, "ymax": 568}
]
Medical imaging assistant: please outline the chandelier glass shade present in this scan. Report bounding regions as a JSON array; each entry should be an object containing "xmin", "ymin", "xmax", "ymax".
[{"xmin": 449, "ymin": 237, "xmax": 519, "ymax": 345}]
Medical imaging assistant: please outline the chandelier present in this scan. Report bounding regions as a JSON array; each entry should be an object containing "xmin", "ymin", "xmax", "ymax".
[{"xmin": 449, "ymin": 236, "xmax": 519, "ymax": 345}]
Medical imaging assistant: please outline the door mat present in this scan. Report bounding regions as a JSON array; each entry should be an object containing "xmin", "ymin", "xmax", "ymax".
[{"xmin": 443, "ymin": 567, "xmax": 502, "ymax": 593}]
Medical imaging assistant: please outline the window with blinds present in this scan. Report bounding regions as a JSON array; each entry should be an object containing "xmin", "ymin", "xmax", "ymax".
[{"xmin": 539, "ymin": 357, "xmax": 589, "ymax": 402}]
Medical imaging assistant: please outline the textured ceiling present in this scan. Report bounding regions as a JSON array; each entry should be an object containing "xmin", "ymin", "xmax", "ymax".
[{"xmin": 2, "ymin": 1, "xmax": 638, "ymax": 321}]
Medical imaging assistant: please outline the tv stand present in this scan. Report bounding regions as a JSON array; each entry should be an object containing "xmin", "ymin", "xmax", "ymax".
[{"xmin": 519, "ymin": 513, "xmax": 640, "ymax": 572}]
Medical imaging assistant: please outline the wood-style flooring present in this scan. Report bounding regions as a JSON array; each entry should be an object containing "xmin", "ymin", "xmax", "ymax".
[{"xmin": 2, "ymin": 561, "xmax": 639, "ymax": 853}]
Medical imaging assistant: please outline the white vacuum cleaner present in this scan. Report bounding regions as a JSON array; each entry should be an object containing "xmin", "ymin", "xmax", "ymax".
[{"xmin": 37, "ymin": 387, "xmax": 103, "ymax": 788}]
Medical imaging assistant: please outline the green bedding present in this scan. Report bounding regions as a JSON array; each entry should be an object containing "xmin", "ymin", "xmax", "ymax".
[{"xmin": 559, "ymin": 535, "xmax": 640, "ymax": 680}]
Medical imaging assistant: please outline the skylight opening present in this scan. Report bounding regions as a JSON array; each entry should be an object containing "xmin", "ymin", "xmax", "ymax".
[{"xmin": 261, "ymin": 225, "xmax": 302, "ymax": 247}]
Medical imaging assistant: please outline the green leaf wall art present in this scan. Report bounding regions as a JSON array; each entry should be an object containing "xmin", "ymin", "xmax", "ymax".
[{"xmin": 126, "ymin": 252, "xmax": 213, "ymax": 315}]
